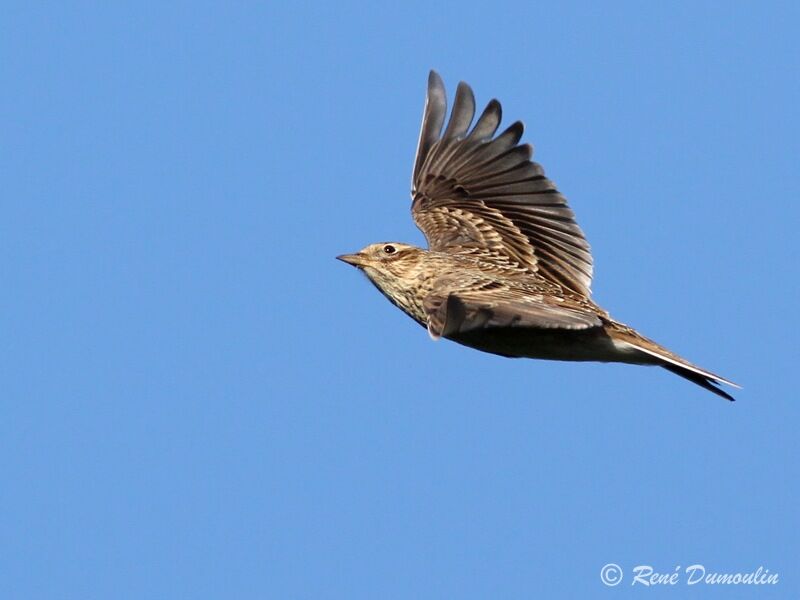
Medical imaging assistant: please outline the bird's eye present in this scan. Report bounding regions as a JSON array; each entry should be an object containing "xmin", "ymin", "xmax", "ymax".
[{"xmin": 383, "ymin": 244, "xmax": 396, "ymax": 255}]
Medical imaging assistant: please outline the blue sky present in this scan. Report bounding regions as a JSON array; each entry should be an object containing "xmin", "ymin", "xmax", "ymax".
[{"xmin": 2, "ymin": 1, "xmax": 798, "ymax": 598}]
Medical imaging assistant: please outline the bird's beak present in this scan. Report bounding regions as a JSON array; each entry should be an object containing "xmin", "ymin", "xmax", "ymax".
[{"xmin": 336, "ymin": 252, "xmax": 368, "ymax": 267}]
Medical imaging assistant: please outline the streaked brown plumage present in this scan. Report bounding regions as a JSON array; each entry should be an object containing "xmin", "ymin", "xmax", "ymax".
[{"xmin": 338, "ymin": 71, "xmax": 739, "ymax": 400}]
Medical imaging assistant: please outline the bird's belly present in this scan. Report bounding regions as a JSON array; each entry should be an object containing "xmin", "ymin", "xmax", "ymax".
[{"xmin": 450, "ymin": 327, "xmax": 643, "ymax": 364}]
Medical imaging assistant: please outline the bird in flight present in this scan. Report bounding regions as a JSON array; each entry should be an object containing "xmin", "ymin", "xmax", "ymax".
[{"xmin": 338, "ymin": 71, "xmax": 739, "ymax": 400}]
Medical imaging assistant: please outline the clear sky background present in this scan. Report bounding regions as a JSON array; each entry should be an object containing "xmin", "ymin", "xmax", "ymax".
[{"xmin": 2, "ymin": 2, "xmax": 798, "ymax": 598}]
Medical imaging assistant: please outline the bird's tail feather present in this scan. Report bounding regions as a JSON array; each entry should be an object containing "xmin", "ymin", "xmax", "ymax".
[
  {"xmin": 660, "ymin": 363, "xmax": 736, "ymax": 401},
  {"xmin": 608, "ymin": 324, "xmax": 740, "ymax": 401}
]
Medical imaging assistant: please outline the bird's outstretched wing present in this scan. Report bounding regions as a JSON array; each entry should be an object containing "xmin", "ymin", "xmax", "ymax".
[
  {"xmin": 422, "ymin": 275, "xmax": 602, "ymax": 340},
  {"xmin": 412, "ymin": 71, "xmax": 594, "ymax": 296}
]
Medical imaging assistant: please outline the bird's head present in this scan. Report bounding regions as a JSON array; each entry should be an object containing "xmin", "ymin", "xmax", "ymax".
[
  {"xmin": 337, "ymin": 242, "xmax": 425, "ymax": 277},
  {"xmin": 337, "ymin": 243, "xmax": 428, "ymax": 310}
]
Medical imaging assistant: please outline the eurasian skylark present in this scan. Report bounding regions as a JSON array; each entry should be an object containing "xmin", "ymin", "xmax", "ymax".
[{"xmin": 338, "ymin": 71, "xmax": 739, "ymax": 400}]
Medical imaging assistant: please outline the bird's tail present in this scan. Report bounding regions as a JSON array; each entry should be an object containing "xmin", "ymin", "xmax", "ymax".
[{"xmin": 606, "ymin": 323, "xmax": 740, "ymax": 401}]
